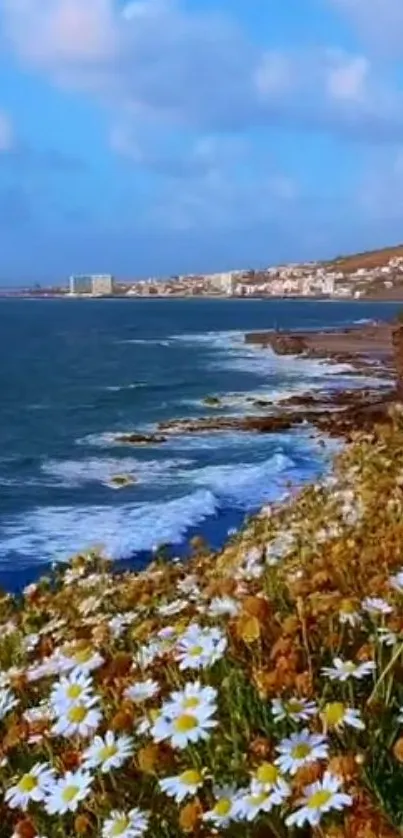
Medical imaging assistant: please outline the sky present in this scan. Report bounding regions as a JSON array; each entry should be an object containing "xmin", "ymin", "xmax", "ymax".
[{"xmin": 2, "ymin": 0, "xmax": 403, "ymax": 282}]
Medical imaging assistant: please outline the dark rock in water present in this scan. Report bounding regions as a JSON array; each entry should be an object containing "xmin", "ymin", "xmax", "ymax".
[
  {"xmin": 203, "ymin": 395, "xmax": 222, "ymax": 407},
  {"xmin": 114, "ymin": 432, "xmax": 167, "ymax": 445},
  {"xmin": 245, "ymin": 331, "xmax": 307, "ymax": 354},
  {"xmin": 108, "ymin": 474, "xmax": 137, "ymax": 489}
]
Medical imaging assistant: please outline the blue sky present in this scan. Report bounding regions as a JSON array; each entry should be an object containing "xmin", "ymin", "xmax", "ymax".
[{"xmin": 1, "ymin": 0, "xmax": 403, "ymax": 283}]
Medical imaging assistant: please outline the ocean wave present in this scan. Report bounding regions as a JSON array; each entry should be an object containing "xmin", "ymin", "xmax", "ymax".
[
  {"xmin": 181, "ymin": 454, "xmax": 295, "ymax": 507},
  {"xmin": 104, "ymin": 383, "xmax": 147, "ymax": 392},
  {"xmin": 117, "ymin": 339, "xmax": 171, "ymax": 346},
  {"xmin": 40, "ymin": 456, "xmax": 193, "ymax": 488},
  {"xmin": 0, "ymin": 489, "xmax": 219, "ymax": 565}
]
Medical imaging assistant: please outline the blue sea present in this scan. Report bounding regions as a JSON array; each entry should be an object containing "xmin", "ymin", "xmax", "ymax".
[{"xmin": 0, "ymin": 297, "xmax": 399, "ymax": 590}]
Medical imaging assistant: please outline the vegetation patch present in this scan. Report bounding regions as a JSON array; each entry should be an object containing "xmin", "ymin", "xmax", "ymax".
[{"xmin": 2, "ymin": 409, "xmax": 403, "ymax": 837}]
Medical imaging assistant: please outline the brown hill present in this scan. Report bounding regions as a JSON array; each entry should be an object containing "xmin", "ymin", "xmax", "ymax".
[{"xmin": 325, "ymin": 243, "xmax": 403, "ymax": 274}]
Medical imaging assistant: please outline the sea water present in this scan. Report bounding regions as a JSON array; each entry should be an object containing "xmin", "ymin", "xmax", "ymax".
[{"xmin": 0, "ymin": 297, "xmax": 399, "ymax": 590}]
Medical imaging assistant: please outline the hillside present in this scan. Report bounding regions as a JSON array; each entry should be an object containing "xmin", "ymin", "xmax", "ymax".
[{"xmin": 326, "ymin": 243, "xmax": 403, "ymax": 275}]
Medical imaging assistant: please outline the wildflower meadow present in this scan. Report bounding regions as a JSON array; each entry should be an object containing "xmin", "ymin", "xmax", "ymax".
[{"xmin": 2, "ymin": 410, "xmax": 403, "ymax": 837}]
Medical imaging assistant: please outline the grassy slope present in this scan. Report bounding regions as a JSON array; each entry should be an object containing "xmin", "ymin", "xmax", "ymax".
[
  {"xmin": 325, "ymin": 244, "xmax": 403, "ymax": 274},
  {"xmin": 2, "ymin": 412, "xmax": 403, "ymax": 837}
]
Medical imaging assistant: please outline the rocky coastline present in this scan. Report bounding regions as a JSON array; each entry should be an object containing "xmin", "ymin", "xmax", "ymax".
[{"xmin": 114, "ymin": 319, "xmax": 402, "ymax": 447}]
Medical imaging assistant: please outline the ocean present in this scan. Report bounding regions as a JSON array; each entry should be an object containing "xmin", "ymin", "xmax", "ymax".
[{"xmin": 0, "ymin": 297, "xmax": 399, "ymax": 591}]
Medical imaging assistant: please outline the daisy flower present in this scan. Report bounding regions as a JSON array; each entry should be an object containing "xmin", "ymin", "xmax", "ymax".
[
  {"xmin": 83, "ymin": 730, "xmax": 134, "ymax": 773},
  {"xmin": 175, "ymin": 624, "xmax": 227, "ymax": 670},
  {"xmin": 397, "ymin": 706, "xmax": 403, "ymax": 723},
  {"xmin": 251, "ymin": 764, "xmax": 290, "ymax": 802},
  {"xmin": 26, "ymin": 658, "xmax": 61, "ymax": 683},
  {"xmin": 362, "ymin": 597, "xmax": 393, "ymax": 617},
  {"xmin": 207, "ymin": 596, "xmax": 240, "ymax": 617},
  {"xmin": 322, "ymin": 657, "xmax": 376, "ymax": 682},
  {"xmin": 275, "ymin": 729, "xmax": 328, "ymax": 775},
  {"xmin": 136, "ymin": 640, "xmax": 166, "ymax": 669},
  {"xmin": 45, "ymin": 769, "xmax": 93, "ymax": 815},
  {"xmin": 235, "ymin": 777, "xmax": 290, "ymax": 821},
  {"xmin": 159, "ymin": 768, "xmax": 204, "ymax": 802},
  {"xmin": 235, "ymin": 781, "xmax": 275, "ymax": 821},
  {"xmin": 161, "ymin": 680, "xmax": 217, "ymax": 719},
  {"xmin": 56, "ymin": 646, "xmax": 104, "ymax": 674},
  {"xmin": 0, "ymin": 687, "xmax": 18, "ymax": 720},
  {"xmin": 124, "ymin": 679, "xmax": 160, "ymax": 703},
  {"xmin": 151, "ymin": 705, "xmax": 217, "ymax": 749},
  {"xmin": 5, "ymin": 763, "xmax": 55, "ymax": 810},
  {"xmin": 177, "ymin": 575, "xmax": 201, "ymax": 598},
  {"xmin": 49, "ymin": 670, "xmax": 94, "ymax": 711},
  {"xmin": 108, "ymin": 615, "xmax": 129, "ymax": 638},
  {"xmin": 271, "ymin": 697, "xmax": 317, "ymax": 724},
  {"xmin": 51, "ymin": 697, "xmax": 101, "ymax": 738},
  {"xmin": 285, "ymin": 771, "xmax": 352, "ymax": 828},
  {"xmin": 322, "ymin": 702, "xmax": 365, "ymax": 731},
  {"xmin": 338, "ymin": 601, "xmax": 361, "ymax": 627},
  {"xmin": 102, "ymin": 808, "xmax": 149, "ymax": 838},
  {"xmin": 376, "ymin": 628, "xmax": 398, "ymax": 647},
  {"xmin": 203, "ymin": 786, "xmax": 241, "ymax": 827},
  {"xmin": 390, "ymin": 571, "xmax": 403, "ymax": 593},
  {"xmin": 158, "ymin": 599, "xmax": 187, "ymax": 617},
  {"xmin": 265, "ymin": 533, "xmax": 295, "ymax": 566}
]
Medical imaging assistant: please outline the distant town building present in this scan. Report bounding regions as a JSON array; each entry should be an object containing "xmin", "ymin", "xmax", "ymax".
[
  {"xmin": 91, "ymin": 274, "xmax": 115, "ymax": 296},
  {"xmin": 69, "ymin": 274, "xmax": 114, "ymax": 296},
  {"xmin": 69, "ymin": 275, "xmax": 92, "ymax": 295}
]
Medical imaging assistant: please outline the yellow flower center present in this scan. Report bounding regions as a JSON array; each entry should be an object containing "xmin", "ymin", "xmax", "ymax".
[
  {"xmin": 173, "ymin": 714, "xmax": 198, "ymax": 733},
  {"xmin": 180, "ymin": 769, "xmax": 202, "ymax": 786},
  {"xmin": 214, "ymin": 799, "xmax": 231, "ymax": 817},
  {"xmin": 18, "ymin": 774, "xmax": 38, "ymax": 793},
  {"xmin": 308, "ymin": 789, "xmax": 332, "ymax": 809},
  {"xmin": 324, "ymin": 702, "xmax": 345, "ymax": 727},
  {"xmin": 110, "ymin": 817, "xmax": 130, "ymax": 836},
  {"xmin": 286, "ymin": 700, "xmax": 303, "ymax": 714},
  {"xmin": 190, "ymin": 645, "xmax": 204, "ymax": 657},
  {"xmin": 73, "ymin": 648, "xmax": 92, "ymax": 664},
  {"xmin": 67, "ymin": 704, "xmax": 88, "ymax": 724},
  {"xmin": 62, "ymin": 785, "xmax": 79, "ymax": 803},
  {"xmin": 183, "ymin": 697, "xmax": 200, "ymax": 709},
  {"xmin": 291, "ymin": 743, "xmax": 311, "ymax": 760},
  {"xmin": 256, "ymin": 763, "xmax": 278, "ymax": 785},
  {"xmin": 248, "ymin": 793, "xmax": 268, "ymax": 807},
  {"xmin": 67, "ymin": 684, "xmax": 83, "ymax": 700},
  {"xmin": 99, "ymin": 744, "xmax": 118, "ymax": 761},
  {"xmin": 340, "ymin": 600, "xmax": 356, "ymax": 614}
]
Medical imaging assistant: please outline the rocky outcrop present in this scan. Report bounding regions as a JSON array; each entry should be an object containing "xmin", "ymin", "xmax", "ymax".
[
  {"xmin": 245, "ymin": 332, "xmax": 307, "ymax": 354},
  {"xmin": 114, "ymin": 432, "xmax": 167, "ymax": 446},
  {"xmin": 108, "ymin": 474, "xmax": 137, "ymax": 489}
]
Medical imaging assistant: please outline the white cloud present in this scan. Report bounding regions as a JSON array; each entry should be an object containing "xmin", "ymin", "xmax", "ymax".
[
  {"xmin": 1, "ymin": 0, "xmax": 117, "ymax": 68},
  {"xmin": 330, "ymin": 0, "xmax": 403, "ymax": 53},
  {"xmin": 1, "ymin": 0, "xmax": 403, "ymax": 144},
  {"xmin": 325, "ymin": 52, "xmax": 370, "ymax": 102},
  {"xmin": 0, "ymin": 110, "xmax": 14, "ymax": 151}
]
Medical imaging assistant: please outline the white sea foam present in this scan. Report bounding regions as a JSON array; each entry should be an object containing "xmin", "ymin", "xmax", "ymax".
[
  {"xmin": 118, "ymin": 339, "xmax": 171, "ymax": 346},
  {"xmin": 0, "ymin": 489, "xmax": 218, "ymax": 566},
  {"xmin": 180, "ymin": 454, "xmax": 296, "ymax": 507},
  {"xmin": 104, "ymin": 383, "xmax": 147, "ymax": 392},
  {"xmin": 41, "ymin": 457, "xmax": 193, "ymax": 488}
]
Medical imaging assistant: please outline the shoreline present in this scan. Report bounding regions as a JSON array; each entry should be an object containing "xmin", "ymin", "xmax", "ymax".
[
  {"xmin": 0, "ymin": 315, "xmax": 399, "ymax": 593},
  {"xmin": 2, "ymin": 400, "xmax": 403, "ymax": 837}
]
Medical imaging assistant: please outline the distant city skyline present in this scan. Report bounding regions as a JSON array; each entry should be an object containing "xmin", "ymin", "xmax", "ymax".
[{"xmin": 1, "ymin": 1, "xmax": 403, "ymax": 283}]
